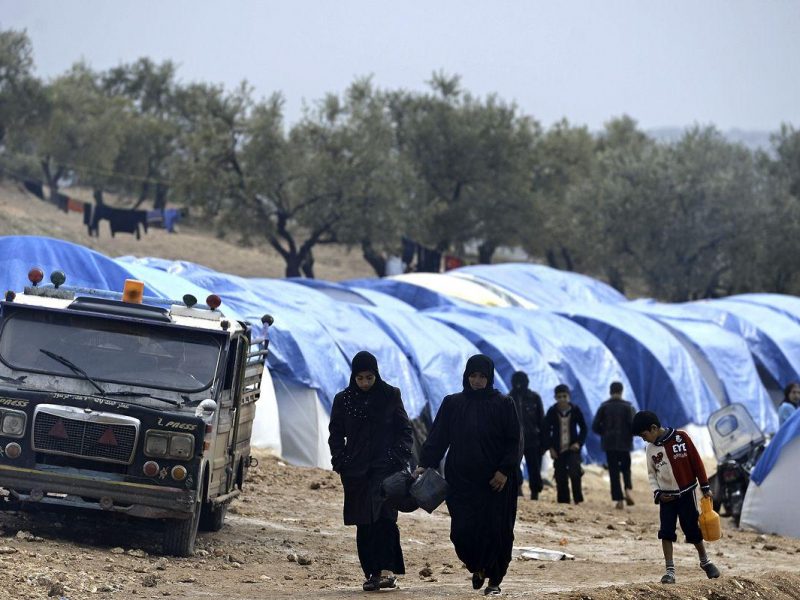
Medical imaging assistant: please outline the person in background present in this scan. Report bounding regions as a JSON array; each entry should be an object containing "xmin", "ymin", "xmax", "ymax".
[
  {"xmin": 509, "ymin": 371, "xmax": 545, "ymax": 500},
  {"xmin": 592, "ymin": 381, "xmax": 637, "ymax": 509},
  {"xmin": 632, "ymin": 410, "xmax": 720, "ymax": 584},
  {"xmin": 415, "ymin": 354, "xmax": 521, "ymax": 596},
  {"xmin": 544, "ymin": 384, "xmax": 587, "ymax": 504},
  {"xmin": 778, "ymin": 382, "xmax": 800, "ymax": 427},
  {"xmin": 328, "ymin": 351, "xmax": 413, "ymax": 592}
]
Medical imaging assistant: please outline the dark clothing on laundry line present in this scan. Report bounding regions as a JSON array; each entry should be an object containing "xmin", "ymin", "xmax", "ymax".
[
  {"xmin": 108, "ymin": 208, "xmax": 148, "ymax": 239},
  {"xmin": 163, "ymin": 208, "xmax": 180, "ymax": 232},
  {"xmin": 89, "ymin": 203, "xmax": 112, "ymax": 236},
  {"xmin": 23, "ymin": 180, "xmax": 44, "ymax": 200},
  {"xmin": 83, "ymin": 203, "xmax": 94, "ymax": 235},
  {"xmin": 401, "ymin": 236, "xmax": 416, "ymax": 265},
  {"xmin": 56, "ymin": 192, "xmax": 69, "ymax": 213}
]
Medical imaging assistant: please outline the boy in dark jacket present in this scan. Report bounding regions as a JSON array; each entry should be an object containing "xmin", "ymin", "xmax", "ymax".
[
  {"xmin": 632, "ymin": 410, "xmax": 720, "ymax": 584},
  {"xmin": 510, "ymin": 371, "xmax": 545, "ymax": 500},
  {"xmin": 592, "ymin": 381, "xmax": 637, "ymax": 509},
  {"xmin": 544, "ymin": 384, "xmax": 587, "ymax": 504}
]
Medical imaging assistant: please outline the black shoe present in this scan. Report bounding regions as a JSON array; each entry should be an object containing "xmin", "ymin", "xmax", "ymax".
[
  {"xmin": 379, "ymin": 575, "xmax": 397, "ymax": 589},
  {"xmin": 702, "ymin": 562, "xmax": 720, "ymax": 579},
  {"xmin": 363, "ymin": 576, "xmax": 380, "ymax": 592},
  {"xmin": 472, "ymin": 570, "xmax": 486, "ymax": 590},
  {"xmin": 484, "ymin": 584, "xmax": 501, "ymax": 595}
]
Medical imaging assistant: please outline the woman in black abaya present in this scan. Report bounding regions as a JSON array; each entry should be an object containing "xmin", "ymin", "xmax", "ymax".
[
  {"xmin": 416, "ymin": 354, "xmax": 521, "ymax": 596},
  {"xmin": 328, "ymin": 351, "xmax": 413, "ymax": 591}
]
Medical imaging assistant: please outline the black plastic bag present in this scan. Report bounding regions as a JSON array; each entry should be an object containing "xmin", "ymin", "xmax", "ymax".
[
  {"xmin": 381, "ymin": 469, "xmax": 419, "ymax": 513},
  {"xmin": 410, "ymin": 468, "xmax": 449, "ymax": 513}
]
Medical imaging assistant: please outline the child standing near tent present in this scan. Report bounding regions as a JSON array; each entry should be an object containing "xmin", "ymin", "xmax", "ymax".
[{"xmin": 632, "ymin": 410, "xmax": 721, "ymax": 584}]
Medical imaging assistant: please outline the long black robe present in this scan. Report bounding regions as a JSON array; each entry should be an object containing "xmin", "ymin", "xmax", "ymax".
[
  {"xmin": 328, "ymin": 352, "xmax": 413, "ymax": 578},
  {"xmin": 419, "ymin": 355, "xmax": 522, "ymax": 585}
]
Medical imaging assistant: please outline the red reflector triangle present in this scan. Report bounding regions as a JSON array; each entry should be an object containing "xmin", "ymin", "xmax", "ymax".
[
  {"xmin": 97, "ymin": 427, "xmax": 118, "ymax": 447},
  {"xmin": 48, "ymin": 419, "xmax": 68, "ymax": 439}
]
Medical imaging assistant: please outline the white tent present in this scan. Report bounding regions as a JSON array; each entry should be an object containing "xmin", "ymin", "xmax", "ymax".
[
  {"xmin": 250, "ymin": 368, "xmax": 282, "ymax": 454},
  {"xmin": 271, "ymin": 373, "xmax": 332, "ymax": 469},
  {"xmin": 740, "ymin": 410, "xmax": 800, "ymax": 538},
  {"xmin": 390, "ymin": 273, "xmax": 519, "ymax": 307}
]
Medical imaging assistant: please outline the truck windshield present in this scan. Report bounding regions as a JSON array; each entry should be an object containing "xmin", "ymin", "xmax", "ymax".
[{"xmin": 0, "ymin": 309, "xmax": 222, "ymax": 392}]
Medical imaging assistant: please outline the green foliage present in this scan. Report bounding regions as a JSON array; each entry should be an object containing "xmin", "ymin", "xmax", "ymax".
[{"xmin": 3, "ymin": 28, "xmax": 799, "ymax": 295}]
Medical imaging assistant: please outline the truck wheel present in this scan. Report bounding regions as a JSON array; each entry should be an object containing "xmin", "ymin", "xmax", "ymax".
[
  {"xmin": 199, "ymin": 501, "xmax": 228, "ymax": 532},
  {"xmin": 162, "ymin": 501, "xmax": 201, "ymax": 557}
]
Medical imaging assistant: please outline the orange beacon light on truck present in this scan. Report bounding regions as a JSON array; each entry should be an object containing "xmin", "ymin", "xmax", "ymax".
[{"xmin": 122, "ymin": 279, "xmax": 145, "ymax": 304}]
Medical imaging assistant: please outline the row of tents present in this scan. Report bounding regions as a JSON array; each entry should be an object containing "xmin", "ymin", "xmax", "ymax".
[{"xmin": 1, "ymin": 236, "xmax": 799, "ymax": 537}]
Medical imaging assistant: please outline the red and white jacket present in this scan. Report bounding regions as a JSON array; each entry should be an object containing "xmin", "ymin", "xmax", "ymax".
[{"xmin": 646, "ymin": 428, "xmax": 709, "ymax": 503}]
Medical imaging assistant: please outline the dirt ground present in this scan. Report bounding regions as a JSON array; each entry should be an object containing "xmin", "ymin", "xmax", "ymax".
[
  {"xmin": 1, "ymin": 450, "xmax": 799, "ymax": 600},
  {"xmin": 0, "ymin": 182, "xmax": 374, "ymax": 281}
]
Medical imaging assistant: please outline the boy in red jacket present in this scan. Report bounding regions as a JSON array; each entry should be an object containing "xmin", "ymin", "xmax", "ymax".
[{"xmin": 632, "ymin": 411, "xmax": 720, "ymax": 584}]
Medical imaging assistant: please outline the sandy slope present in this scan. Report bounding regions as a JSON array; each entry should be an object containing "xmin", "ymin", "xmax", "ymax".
[
  {"xmin": 1, "ymin": 450, "xmax": 798, "ymax": 600},
  {"xmin": 0, "ymin": 181, "xmax": 374, "ymax": 281}
]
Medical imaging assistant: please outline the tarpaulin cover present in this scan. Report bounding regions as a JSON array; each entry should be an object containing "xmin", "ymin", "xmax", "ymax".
[
  {"xmin": 688, "ymin": 299, "xmax": 800, "ymax": 387},
  {"xmin": 554, "ymin": 303, "xmax": 716, "ymax": 428},
  {"xmin": 724, "ymin": 293, "xmax": 800, "ymax": 327},
  {"xmin": 628, "ymin": 300, "xmax": 777, "ymax": 432},
  {"xmin": 343, "ymin": 278, "xmax": 467, "ymax": 310},
  {"xmin": 423, "ymin": 307, "xmax": 560, "ymax": 412},
  {"xmin": 751, "ymin": 407, "xmax": 800, "ymax": 485},
  {"xmin": 457, "ymin": 263, "xmax": 626, "ymax": 306},
  {"xmin": 291, "ymin": 278, "xmax": 414, "ymax": 311},
  {"xmin": 0, "ymin": 236, "xmax": 136, "ymax": 293},
  {"xmin": 388, "ymin": 273, "xmax": 518, "ymax": 307},
  {"xmin": 426, "ymin": 306, "xmax": 636, "ymax": 462},
  {"xmin": 356, "ymin": 306, "xmax": 483, "ymax": 416}
]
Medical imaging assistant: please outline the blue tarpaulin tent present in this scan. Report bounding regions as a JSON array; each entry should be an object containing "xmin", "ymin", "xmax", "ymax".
[
  {"xmin": 456, "ymin": 263, "xmax": 625, "ymax": 306},
  {"xmin": 628, "ymin": 300, "xmax": 777, "ymax": 432},
  {"xmin": 724, "ymin": 293, "xmax": 800, "ymax": 327},
  {"xmin": 553, "ymin": 303, "xmax": 717, "ymax": 429}
]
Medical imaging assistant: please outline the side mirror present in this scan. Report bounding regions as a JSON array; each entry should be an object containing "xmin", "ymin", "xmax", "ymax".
[{"xmin": 195, "ymin": 398, "xmax": 218, "ymax": 422}]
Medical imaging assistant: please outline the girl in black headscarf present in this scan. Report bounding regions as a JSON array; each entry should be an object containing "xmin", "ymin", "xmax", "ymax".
[
  {"xmin": 416, "ymin": 354, "xmax": 522, "ymax": 596},
  {"xmin": 328, "ymin": 351, "xmax": 414, "ymax": 591}
]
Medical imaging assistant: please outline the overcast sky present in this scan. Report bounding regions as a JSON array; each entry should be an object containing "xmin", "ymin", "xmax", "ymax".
[{"xmin": 2, "ymin": 0, "xmax": 798, "ymax": 131}]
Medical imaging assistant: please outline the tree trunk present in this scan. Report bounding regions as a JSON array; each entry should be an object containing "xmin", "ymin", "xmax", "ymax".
[
  {"xmin": 133, "ymin": 180, "xmax": 151, "ymax": 209},
  {"xmin": 300, "ymin": 251, "xmax": 315, "ymax": 279},
  {"xmin": 361, "ymin": 239, "xmax": 387, "ymax": 277},
  {"xmin": 284, "ymin": 255, "xmax": 303, "ymax": 278},
  {"xmin": 154, "ymin": 182, "xmax": 169, "ymax": 211},
  {"xmin": 560, "ymin": 246, "xmax": 574, "ymax": 271},
  {"xmin": 545, "ymin": 248, "xmax": 559, "ymax": 269},
  {"xmin": 605, "ymin": 266, "xmax": 626, "ymax": 294},
  {"xmin": 477, "ymin": 241, "xmax": 497, "ymax": 264}
]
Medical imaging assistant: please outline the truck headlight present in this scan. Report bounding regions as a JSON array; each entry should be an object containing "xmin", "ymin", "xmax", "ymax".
[
  {"xmin": 169, "ymin": 434, "xmax": 194, "ymax": 459},
  {"xmin": 144, "ymin": 431, "xmax": 169, "ymax": 457},
  {"xmin": 1, "ymin": 410, "xmax": 27, "ymax": 438}
]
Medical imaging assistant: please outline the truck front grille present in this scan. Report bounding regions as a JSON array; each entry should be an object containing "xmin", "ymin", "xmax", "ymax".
[{"xmin": 33, "ymin": 406, "xmax": 139, "ymax": 465}]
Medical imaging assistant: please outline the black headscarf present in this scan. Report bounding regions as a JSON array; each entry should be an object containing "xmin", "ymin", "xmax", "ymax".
[
  {"xmin": 347, "ymin": 350, "xmax": 392, "ymax": 398},
  {"xmin": 462, "ymin": 354, "xmax": 495, "ymax": 398},
  {"xmin": 511, "ymin": 371, "xmax": 529, "ymax": 390}
]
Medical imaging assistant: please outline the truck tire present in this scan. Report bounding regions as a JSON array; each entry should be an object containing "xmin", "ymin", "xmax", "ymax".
[
  {"xmin": 199, "ymin": 501, "xmax": 227, "ymax": 532},
  {"xmin": 162, "ymin": 501, "xmax": 201, "ymax": 557}
]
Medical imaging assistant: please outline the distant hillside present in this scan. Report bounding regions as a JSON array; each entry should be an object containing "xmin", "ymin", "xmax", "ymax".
[
  {"xmin": 647, "ymin": 127, "xmax": 773, "ymax": 151},
  {"xmin": 0, "ymin": 181, "xmax": 374, "ymax": 281}
]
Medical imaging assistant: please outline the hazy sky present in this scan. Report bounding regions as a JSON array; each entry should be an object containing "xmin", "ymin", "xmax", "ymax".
[{"xmin": 3, "ymin": 1, "xmax": 799, "ymax": 131}]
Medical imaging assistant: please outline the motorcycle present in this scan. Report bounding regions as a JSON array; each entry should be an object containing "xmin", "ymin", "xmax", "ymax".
[{"xmin": 707, "ymin": 404, "xmax": 767, "ymax": 527}]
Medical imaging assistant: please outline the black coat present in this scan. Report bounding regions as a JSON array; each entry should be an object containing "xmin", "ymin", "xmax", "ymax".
[
  {"xmin": 328, "ymin": 383, "xmax": 413, "ymax": 526},
  {"xmin": 543, "ymin": 403, "xmax": 587, "ymax": 454},
  {"xmin": 510, "ymin": 389, "xmax": 545, "ymax": 450},
  {"xmin": 591, "ymin": 397, "xmax": 636, "ymax": 452}
]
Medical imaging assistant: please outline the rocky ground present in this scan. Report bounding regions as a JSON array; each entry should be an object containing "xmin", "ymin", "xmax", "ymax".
[{"xmin": 1, "ymin": 450, "xmax": 799, "ymax": 600}]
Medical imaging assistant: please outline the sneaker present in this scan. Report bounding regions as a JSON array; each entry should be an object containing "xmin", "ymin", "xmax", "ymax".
[
  {"xmin": 702, "ymin": 562, "xmax": 720, "ymax": 579},
  {"xmin": 484, "ymin": 585, "xmax": 501, "ymax": 595},
  {"xmin": 362, "ymin": 576, "xmax": 380, "ymax": 592},
  {"xmin": 660, "ymin": 572, "xmax": 676, "ymax": 584},
  {"xmin": 472, "ymin": 570, "xmax": 486, "ymax": 590}
]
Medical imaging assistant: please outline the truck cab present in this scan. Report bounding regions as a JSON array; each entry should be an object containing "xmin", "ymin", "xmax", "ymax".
[{"xmin": 0, "ymin": 269, "xmax": 269, "ymax": 556}]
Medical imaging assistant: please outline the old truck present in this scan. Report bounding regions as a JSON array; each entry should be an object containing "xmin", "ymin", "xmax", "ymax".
[{"xmin": 0, "ymin": 268, "xmax": 270, "ymax": 556}]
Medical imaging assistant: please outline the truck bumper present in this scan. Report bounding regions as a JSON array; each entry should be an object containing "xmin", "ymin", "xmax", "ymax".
[{"xmin": 0, "ymin": 464, "xmax": 196, "ymax": 519}]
